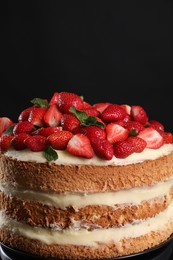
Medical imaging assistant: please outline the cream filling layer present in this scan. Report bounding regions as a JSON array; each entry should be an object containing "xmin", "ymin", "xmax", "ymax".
[
  {"xmin": 1, "ymin": 202, "xmax": 173, "ymax": 246},
  {"xmin": 1, "ymin": 176, "xmax": 173, "ymax": 209},
  {"xmin": 5, "ymin": 144, "xmax": 173, "ymax": 166}
]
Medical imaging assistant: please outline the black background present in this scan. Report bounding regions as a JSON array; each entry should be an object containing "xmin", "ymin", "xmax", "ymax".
[{"xmin": 1, "ymin": 0, "xmax": 173, "ymax": 131}]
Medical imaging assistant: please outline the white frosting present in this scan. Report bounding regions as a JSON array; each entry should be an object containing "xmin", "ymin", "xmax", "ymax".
[
  {"xmin": 5, "ymin": 144, "xmax": 173, "ymax": 166},
  {"xmin": 1, "ymin": 176, "xmax": 173, "ymax": 209},
  {"xmin": 1, "ymin": 201, "xmax": 173, "ymax": 246}
]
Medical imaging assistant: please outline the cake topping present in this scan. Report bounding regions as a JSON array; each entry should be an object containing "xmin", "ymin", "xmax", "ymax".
[{"xmin": 0, "ymin": 91, "xmax": 172, "ymax": 161}]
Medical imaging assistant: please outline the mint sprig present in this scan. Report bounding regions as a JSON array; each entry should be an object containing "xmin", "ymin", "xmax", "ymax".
[
  {"xmin": 43, "ymin": 146, "xmax": 58, "ymax": 162},
  {"xmin": 31, "ymin": 98, "xmax": 49, "ymax": 108},
  {"xmin": 70, "ymin": 106, "xmax": 105, "ymax": 128}
]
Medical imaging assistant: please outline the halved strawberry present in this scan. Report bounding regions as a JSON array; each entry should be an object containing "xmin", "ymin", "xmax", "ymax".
[
  {"xmin": 138, "ymin": 127, "xmax": 164, "ymax": 149},
  {"xmin": 106, "ymin": 123, "xmax": 129, "ymax": 144},
  {"xmin": 11, "ymin": 133, "xmax": 30, "ymax": 150},
  {"xmin": 131, "ymin": 105, "xmax": 148, "ymax": 124},
  {"xmin": 120, "ymin": 104, "xmax": 131, "ymax": 115},
  {"xmin": 49, "ymin": 92, "xmax": 59, "ymax": 105},
  {"xmin": 13, "ymin": 121, "xmax": 34, "ymax": 135},
  {"xmin": 28, "ymin": 107, "xmax": 47, "ymax": 127},
  {"xmin": 93, "ymin": 102, "xmax": 111, "ymax": 114},
  {"xmin": 101, "ymin": 104, "xmax": 126, "ymax": 122},
  {"xmin": 0, "ymin": 134, "xmax": 13, "ymax": 151},
  {"xmin": 0, "ymin": 117, "xmax": 14, "ymax": 136},
  {"xmin": 67, "ymin": 133, "xmax": 94, "ymax": 158},
  {"xmin": 60, "ymin": 114, "xmax": 80, "ymax": 133},
  {"xmin": 44, "ymin": 104, "xmax": 62, "ymax": 127},
  {"xmin": 48, "ymin": 130, "xmax": 73, "ymax": 150},
  {"xmin": 91, "ymin": 138, "xmax": 114, "ymax": 160},
  {"xmin": 24, "ymin": 135, "xmax": 49, "ymax": 152},
  {"xmin": 58, "ymin": 92, "xmax": 84, "ymax": 114}
]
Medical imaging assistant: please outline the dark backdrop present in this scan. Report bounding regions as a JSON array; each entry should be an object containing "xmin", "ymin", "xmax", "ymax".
[{"xmin": 1, "ymin": 1, "xmax": 173, "ymax": 131}]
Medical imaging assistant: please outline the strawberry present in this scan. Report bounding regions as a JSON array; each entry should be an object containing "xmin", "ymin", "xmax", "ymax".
[
  {"xmin": 32, "ymin": 126, "xmax": 62, "ymax": 137},
  {"xmin": 13, "ymin": 121, "xmax": 34, "ymax": 135},
  {"xmin": 67, "ymin": 133, "xmax": 94, "ymax": 159},
  {"xmin": 44, "ymin": 104, "xmax": 62, "ymax": 127},
  {"xmin": 82, "ymin": 107, "xmax": 99, "ymax": 117},
  {"xmin": 148, "ymin": 120, "xmax": 164, "ymax": 132},
  {"xmin": 125, "ymin": 121, "xmax": 144, "ymax": 135},
  {"xmin": 93, "ymin": 102, "xmax": 111, "ymax": 114},
  {"xmin": 0, "ymin": 117, "xmax": 14, "ymax": 136},
  {"xmin": 82, "ymin": 101, "xmax": 93, "ymax": 109},
  {"xmin": 106, "ymin": 123, "xmax": 129, "ymax": 144},
  {"xmin": 91, "ymin": 138, "xmax": 114, "ymax": 160},
  {"xmin": 58, "ymin": 92, "xmax": 84, "ymax": 114},
  {"xmin": 80, "ymin": 125, "xmax": 106, "ymax": 141},
  {"xmin": 0, "ymin": 134, "xmax": 13, "ymax": 151},
  {"xmin": 60, "ymin": 114, "xmax": 80, "ymax": 133},
  {"xmin": 100, "ymin": 104, "xmax": 126, "ymax": 122},
  {"xmin": 161, "ymin": 132, "xmax": 173, "ymax": 144},
  {"xmin": 116, "ymin": 114, "xmax": 131, "ymax": 127},
  {"xmin": 28, "ymin": 107, "xmax": 47, "ymax": 127},
  {"xmin": 18, "ymin": 106, "xmax": 34, "ymax": 121},
  {"xmin": 24, "ymin": 135, "xmax": 49, "ymax": 152},
  {"xmin": 48, "ymin": 130, "xmax": 73, "ymax": 150},
  {"xmin": 49, "ymin": 92, "xmax": 59, "ymax": 105},
  {"xmin": 114, "ymin": 136, "xmax": 147, "ymax": 158},
  {"xmin": 131, "ymin": 105, "xmax": 148, "ymax": 124},
  {"xmin": 11, "ymin": 133, "xmax": 30, "ymax": 150},
  {"xmin": 138, "ymin": 127, "xmax": 164, "ymax": 149},
  {"xmin": 120, "ymin": 104, "xmax": 131, "ymax": 115}
]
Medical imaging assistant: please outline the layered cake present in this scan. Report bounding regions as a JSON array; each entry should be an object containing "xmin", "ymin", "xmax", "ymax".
[{"xmin": 0, "ymin": 91, "xmax": 173, "ymax": 259}]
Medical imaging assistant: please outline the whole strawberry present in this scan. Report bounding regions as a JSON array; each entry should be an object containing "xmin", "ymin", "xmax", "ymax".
[
  {"xmin": 58, "ymin": 92, "xmax": 84, "ymax": 114},
  {"xmin": 101, "ymin": 104, "xmax": 126, "ymax": 122}
]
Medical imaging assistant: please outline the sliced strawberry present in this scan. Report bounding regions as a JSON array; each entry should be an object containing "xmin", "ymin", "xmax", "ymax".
[
  {"xmin": 32, "ymin": 126, "xmax": 62, "ymax": 137},
  {"xmin": 138, "ymin": 127, "xmax": 164, "ymax": 149},
  {"xmin": 18, "ymin": 106, "xmax": 34, "ymax": 121},
  {"xmin": 48, "ymin": 130, "xmax": 73, "ymax": 150},
  {"xmin": 44, "ymin": 104, "xmax": 62, "ymax": 127},
  {"xmin": 91, "ymin": 138, "xmax": 114, "ymax": 160},
  {"xmin": 131, "ymin": 105, "xmax": 148, "ymax": 124},
  {"xmin": 60, "ymin": 114, "xmax": 80, "ymax": 133},
  {"xmin": 101, "ymin": 104, "xmax": 126, "ymax": 122},
  {"xmin": 49, "ymin": 92, "xmax": 59, "ymax": 105},
  {"xmin": 58, "ymin": 92, "xmax": 84, "ymax": 114},
  {"xmin": 13, "ymin": 121, "xmax": 34, "ymax": 135},
  {"xmin": 120, "ymin": 104, "xmax": 131, "ymax": 115},
  {"xmin": 148, "ymin": 120, "xmax": 164, "ymax": 132},
  {"xmin": 0, "ymin": 134, "xmax": 13, "ymax": 151},
  {"xmin": 24, "ymin": 135, "xmax": 49, "ymax": 152},
  {"xmin": 80, "ymin": 125, "xmax": 106, "ymax": 141},
  {"xmin": 126, "ymin": 121, "xmax": 144, "ymax": 135},
  {"xmin": 0, "ymin": 117, "xmax": 14, "ymax": 136},
  {"xmin": 106, "ymin": 123, "xmax": 129, "ymax": 144},
  {"xmin": 93, "ymin": 102, "xmax": 111, "ymax": 114},
  {"xmin": 11, "ymin": 133, "xmax": 30, "ymax": 150},
  {"xmin": 67, "ymin": 133, "xmax": 94, "ymax": 159},
  {"xmin": 28, "ymin": 107, "xmax": 47, "ymax": 127}
]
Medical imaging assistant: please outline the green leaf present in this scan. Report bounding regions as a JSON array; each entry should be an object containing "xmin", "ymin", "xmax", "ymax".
[
  {"xmin": 129, "ymin": 129, "xmax": 138, "ymax": 137},
  {"xmin": 43, "ymin": 146, "xmax": 58, "ymax": 162},
  {"xmin": 69, "ymin": 106, "xmax": 105, "ymax": 128},
  {"xmin": 31, "ymin": 98, "xmax": 49, "ymax": 108},
  {"xmin": 4, "ymin": 125, "xmax": 15, "ymax": 135}
]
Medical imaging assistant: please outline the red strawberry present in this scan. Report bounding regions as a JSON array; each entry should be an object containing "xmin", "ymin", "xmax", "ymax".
[
  {"xmin": 44, "ymin": 104, "xmax": 62, "ymax": 127},
  {"xmin": 58, "ymin": 92, "xmax": 84, "ymax": 114},
  {"xmin": 80, "ymin": 125, "xmax": 106, "ymax": 141},
  {"xmin": 148, "ymin": 120, "xmax": 164, "ymax": 132},
  {"xmin": 18, "ymin": 106, "xmax": 34, "ymax": 121},
  {"xmin": 11, "ymin": 133, "xmax": 30, "ymax": 150},
  {"xmin": 120, "ymin": 104, "xmax": 131, "ymax": 115},
  {"xmin": 32, "ymin": 126, "xmax": 62, "ymax": 137},
  {"xmin": 113, "ymin": 136, "xmax": 147, "ymax": 158},
  {"xmin": 91, "ymin": 138, "xmax": 114, "ymax": 160},
  {"xmin": 93, "ymin": 102, "xmax": 111, "ymax": 114},
  {"xmin": 161, "ymin": 132, "xmax": 173, "ymax": 144},
  {"xmin": 67, "ymin": 133, "xmax": 94, "ymax": 159},
  {"xmin": 13, "ymin": 121, "xmax": 34, "ymax": 135},
  {"xmin": 0, "ymin": 117, "xmax": 14, "ymax": 136},
  {"xmin": 82, "ymin": 101, "xmax": 93, "ymax": 109},
  {"xmin": 125, "ymin": 121, "xmax": 144, "ymax": 135},
  {"xmin": 82, "ymin": 107, "xmax": 99, "ymax": 117},
  {"xmin": 116, "ymin": 114, "xmax": 131, "ymax": 127},
  {"xmin": 24, "ymin": 135, "xmax": 49, "ymax": 152},
  {"xmin": 28, "ymin": 107, "xmax": 47, "ymax": 127},
  {"xmin": 49, "ymin": 92, "xmax": 59, "ymax": 105},
  {"xmin": 131, "ymin": 105, "xmax": 148, "ymax": 124},
  {"xmin": 0, "ymin": 134, "xmax": 13, "ymax": 151},
  {"xmin": 60, "ymin": 114, "xmax": 80, "ymax": 133},
  {"xmin": 106, "ymin": 123, "xmax": 129, "ymax": 144},
  {"xmin": 138, "ymin": 127, "xmax": 164, "ymax": 149},
  {"xmin": 48, "ymin": 130, "xmax": 73, "ymax": 150},
  {"xmin": 101, "ymin": 104, "xmax": 126, "ymax": 122}
]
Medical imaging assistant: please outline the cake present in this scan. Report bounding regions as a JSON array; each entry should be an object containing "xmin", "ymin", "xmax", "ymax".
[{"xmin": 0, "ymin": 91, "xmax": 173, "ymax": 260}]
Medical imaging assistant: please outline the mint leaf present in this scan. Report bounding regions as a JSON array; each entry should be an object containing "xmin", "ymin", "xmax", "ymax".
[
  {"xmin": 129, "ymin": 129, "xmax": 138, "ymax": 137},
  {"xmin": 43, "ymin": 146, "xmax": 58, "ymax": 162},
  {"xmin": 4, "ymin": 125, "xmax": 15, "ymax": 135},
  {"xmin": 69, "ymin": 106, "xmax": 105, "ymax": 128},
  {"xmin": 31, "ymin": 98, "xmax": 49, "ymax": 108}
]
